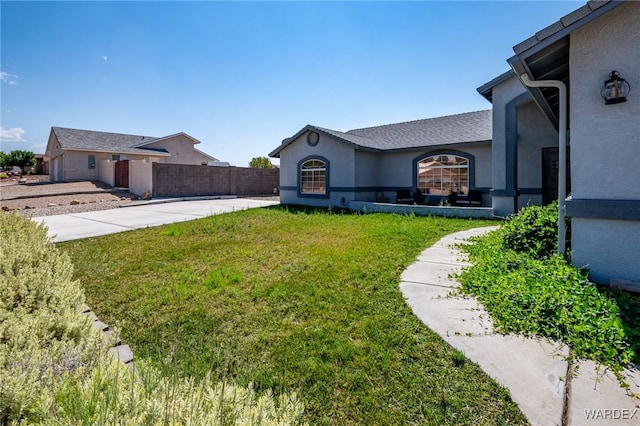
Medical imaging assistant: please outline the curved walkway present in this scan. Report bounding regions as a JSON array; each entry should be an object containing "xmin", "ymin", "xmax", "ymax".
[{"xmin": 401, "ymin": 227, "xmax": 639, "ymax": 426}]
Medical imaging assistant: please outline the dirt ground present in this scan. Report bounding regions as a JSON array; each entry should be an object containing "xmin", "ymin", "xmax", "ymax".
[
  {"xmin": 1, "ymin": 177, "xmax": 279, "ymax": 218},
  {"xmin": 0, "ymin": 178, "xmax": 138, "ymax": 217}
]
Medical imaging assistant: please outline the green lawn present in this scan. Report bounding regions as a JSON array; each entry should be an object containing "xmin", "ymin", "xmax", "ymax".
[{"xmin": 60, "ymin": 206, "xmax": 527, "ymax": 425}]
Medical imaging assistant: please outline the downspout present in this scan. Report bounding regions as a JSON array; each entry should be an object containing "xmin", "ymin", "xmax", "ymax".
[{"xmin": 519, "ymin": 73, "xmax": 567, "ymax": 255}]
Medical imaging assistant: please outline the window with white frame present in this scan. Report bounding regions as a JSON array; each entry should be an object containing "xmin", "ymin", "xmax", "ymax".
[
  {"xmin": 417, "ymin": 154, "xmax": 469, "ymax": 195},
  {"xmin": 300, "ymin": 159, "xmax": 327, "ymax": 195}
]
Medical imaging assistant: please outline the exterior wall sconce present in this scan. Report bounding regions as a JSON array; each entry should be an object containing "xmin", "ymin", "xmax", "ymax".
[{"xmin": 601, "ymin": 70, "xmax": 630, "ymax": 104}]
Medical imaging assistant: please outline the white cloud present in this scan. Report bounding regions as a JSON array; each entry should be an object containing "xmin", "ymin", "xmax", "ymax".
[
  {"xmin": 0, "ymin": 127, "xmax": 27, "ymax": 143},
  {"xmin": 0, "ymin": 71, "xmax": 19, "ymax": 85},
  {"xmin": 28, "ymin": 143, "xmax": 47, "ymax": 151},
  {"xmin": 102, "ymin": 55, "xmax": 108, "ymax": 63}
]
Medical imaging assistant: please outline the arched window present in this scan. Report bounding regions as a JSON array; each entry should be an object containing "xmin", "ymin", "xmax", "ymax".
[
  {"xmin": 417, "ymin": 154, "xmax": 469, "ymax": 195},
  {"xmin": 300, "ymin": 158, "xmax": 327, "ymax": 195}
]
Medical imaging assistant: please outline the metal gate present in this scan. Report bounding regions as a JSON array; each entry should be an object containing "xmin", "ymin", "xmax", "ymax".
[{"xmin": 114, "ymin": 160, "xmax": 129, "ymax": 188}]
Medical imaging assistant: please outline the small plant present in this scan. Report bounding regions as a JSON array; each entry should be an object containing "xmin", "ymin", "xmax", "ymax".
[
  {"xmin": 451, "ymin": 350, "xmax": 466, "ymax": 367},
  {"xmin": 161, "ymin": 224, "xmax": 182, "ymax": 236},
  {"xmin": 205, "ymin": 268, "xmax": 242, "ymax": 290},
  {"xmin": 500, "ymin": 202, "xmax": 559, "ymax": 259},
  {"xmin": 0, "ymin": 172, "xmax": 8, "ymax": 179}
]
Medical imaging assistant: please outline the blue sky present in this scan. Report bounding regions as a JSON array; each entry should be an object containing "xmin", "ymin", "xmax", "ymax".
[{"xmin": 1, "ymin": 1, "xmax": 582, "ymax": 166}]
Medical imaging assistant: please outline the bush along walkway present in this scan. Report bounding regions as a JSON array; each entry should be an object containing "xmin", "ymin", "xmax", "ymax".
[{"xmin": 400, "ymin": 227, "xmax": 640, "ymax": 426}]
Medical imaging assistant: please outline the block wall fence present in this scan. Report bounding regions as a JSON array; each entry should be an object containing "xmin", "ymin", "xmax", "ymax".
[{"xmin": 152, "ymin": 163, "xmax": 279, "ymax": 198}]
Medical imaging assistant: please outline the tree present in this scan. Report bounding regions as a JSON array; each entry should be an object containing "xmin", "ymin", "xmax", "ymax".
[
  {"xmin": 3, "ymin": 150, "xmax": 35, "ymax": 169},
  {"xmin": 0, "ymin": 152, "xmax": 6, "ymax": 169},
  {"xmin": 249, "ymin": 156, "xmax": 273, "ymax": 169}
]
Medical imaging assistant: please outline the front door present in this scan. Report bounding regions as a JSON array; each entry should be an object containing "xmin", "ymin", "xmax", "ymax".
[{"xmin": 542, "ymin": 147, "xmax": 570, "ymax": 205}]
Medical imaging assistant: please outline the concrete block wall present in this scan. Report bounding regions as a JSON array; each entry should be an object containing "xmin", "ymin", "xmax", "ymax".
[{"xmin": 152, "ymin": 163, "xmax": 279, "ymax": 198}]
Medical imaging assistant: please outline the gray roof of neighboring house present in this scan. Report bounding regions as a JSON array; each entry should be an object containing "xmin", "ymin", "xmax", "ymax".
[
  {"xmin": 270, "ymin": 110, "xmax": 492, "ymax": 157},
  {"xmin": 51, "ymin": 127, "xmax": 171, "ymax": 155}
]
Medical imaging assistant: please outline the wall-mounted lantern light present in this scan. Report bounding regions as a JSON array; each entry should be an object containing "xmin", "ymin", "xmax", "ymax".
[{"xmin": 601, "ymin": 70, "xmax": 630, "ymax": 105}]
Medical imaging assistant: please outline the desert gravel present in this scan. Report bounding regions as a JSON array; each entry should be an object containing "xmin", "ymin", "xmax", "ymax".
[{"xmin": 1, "ymin": 179, "xmax": 137, "ymax": 218}]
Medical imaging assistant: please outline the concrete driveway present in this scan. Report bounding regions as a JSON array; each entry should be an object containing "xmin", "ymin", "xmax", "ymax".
[{"xmin": 32, "ymin": 198, "xmax": 280, "ymax": 242}]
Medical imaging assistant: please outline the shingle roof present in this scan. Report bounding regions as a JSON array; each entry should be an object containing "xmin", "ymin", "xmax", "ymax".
[
  {"xmin": 270, "ymin": 110, "xmax": 492, "ymax": 157},
  {"xmin": 512, "ymin": 0, "xmax": 614, "ymax": 55},
  {"xmin": 348, "ymin": 110, "xmax": 492, "ymax": 150},
  {"xmin": 52, "ymin": 127, "xmax": 171, "ymax": 155}
]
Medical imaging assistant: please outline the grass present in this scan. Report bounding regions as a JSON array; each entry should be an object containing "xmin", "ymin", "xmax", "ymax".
[{"xmin": 60, "ymin": 206, "xmax": 527, "ymax": 425}]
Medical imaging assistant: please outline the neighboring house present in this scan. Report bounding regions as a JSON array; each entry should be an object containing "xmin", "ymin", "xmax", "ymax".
[
  {"xmin": 34, "ymin": 154, "xmax": 49, "ymax": 175},
  {"xmin": 45, "ymin": 127, "xmax": 218, "ymax": 182},
  {"xmin": 271, "ymin": 1, "xmax": 639, "ymax": 286},
  {"xmin": 269, "ymin": 110, "xmax": 493, "ymax": 208}
]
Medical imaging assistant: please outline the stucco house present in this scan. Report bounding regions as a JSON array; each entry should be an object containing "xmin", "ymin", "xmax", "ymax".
[
  {"xmin": 269, "ymin": 110, "xmax": 493, "ymax": 208},
  {"xmin": 46, "ymin": 127, "xmax": 218, "ymax": 183},
  {"xmin": 487, "ymin": 0, "xmax": 639, "ymax": 285},
  {"xmin": 271, "ymin": 1, "xmax": 638, "ymax": 286}
]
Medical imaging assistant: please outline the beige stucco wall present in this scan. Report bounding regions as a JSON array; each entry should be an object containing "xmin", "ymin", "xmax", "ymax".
[
  {"xmin": 129, "ymin": 159, "xmax": 153, "ymax": 196},
  {"xmin": 143, "ymin": 135, "xmax": 213, "ymax": 165},
  {"xmin": 54, "ymin": 150, "xmax": 162, "ymax": 183},
  {"xmin": 568, "ymin": 1, "xmax": 640, "ymax": 284},
  {"xmin": 99, "ymin": 159, "xmax": 115, "ymax": 187}
]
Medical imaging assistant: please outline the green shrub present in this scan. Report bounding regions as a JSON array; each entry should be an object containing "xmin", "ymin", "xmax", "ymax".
[
  {"xmin": 458, "ymin": 225, "xmax": 639, "ymax": 379},
  {"xmin": 0, "ymin": 214, "xmax": 107, "ymax": 423},
  {"xmin": 500, "ymin": 202, "xmax": 559, "ymax": 259}
]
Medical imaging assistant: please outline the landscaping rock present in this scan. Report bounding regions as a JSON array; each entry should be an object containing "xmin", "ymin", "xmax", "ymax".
[{"xmin": 70, "ymin": 199, "xmax": 80, "ymax": 205}]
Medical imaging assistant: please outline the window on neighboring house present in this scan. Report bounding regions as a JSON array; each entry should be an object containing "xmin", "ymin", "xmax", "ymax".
[
  {"xmin": 88, "ymin": 155, "xmax": 96, "ymax": 169},
  {"xmin": 300, "ymin": 158, "xmax": 327, "ymax": 195},
  {"xmin": 417, "ymin": 154, "xmax": 469, "ymax": 195},
  {"xmin": 112, "ymin": 155, "xmax": 120, "ymax": 161}
]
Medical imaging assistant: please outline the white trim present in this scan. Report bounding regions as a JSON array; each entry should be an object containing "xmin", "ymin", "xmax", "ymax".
[{"xmin": 133, "ymin": 132, "xmax": 201, "ymax": 148}]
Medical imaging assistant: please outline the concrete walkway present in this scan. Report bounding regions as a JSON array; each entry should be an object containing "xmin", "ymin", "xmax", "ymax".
[
  {"xmin": 401, "ymin": 227, "xmax": 640, "ymax": 426},
  {"xmin": 32, "ymin": 197, "xmax": 279, "ymax": 242}
]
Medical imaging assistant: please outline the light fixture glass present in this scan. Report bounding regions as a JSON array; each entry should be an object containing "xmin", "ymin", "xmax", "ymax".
[{"xmin": 601, "ymin": 70, "xmax": 631, "ymax": 105}]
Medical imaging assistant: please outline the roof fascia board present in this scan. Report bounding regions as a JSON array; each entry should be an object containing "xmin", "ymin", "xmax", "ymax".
[
  {"xmin": 366, "ymin": 139, "xmax": 492, "ymax": 154},
  {"xmin": 61, "ymin": 147, "xmax": 171, "ymax": 156},
  {"xmin": 476, "ymin": 70, "xmax": 515, "ymax": 102},
  {"xmin": 508, "ymin": 55, "xmax": 560, "ymax": 130},
  {"xmin": 135, "ymin": 132, "xmax": 201, "ymax": 148},
  {"xmin": 193, "ymin": 147, "xmax": 218, "ymax": 161},
  {"xmin": 269, "ymin": 125, "xmax": 381, "ymax": 158},
  {"xmin": 514, "ymin": 1, "xmax": 621, "ymax": 60}
]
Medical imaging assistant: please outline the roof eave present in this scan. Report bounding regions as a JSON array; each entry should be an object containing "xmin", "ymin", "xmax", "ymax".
[
  {"xmin": 269, "ymin": 125, "xmax": 381, "ymax": 158},
  {"xmin": 59, "ymin": 147, "xmax": 171, "ymax": 156},
  {"xmin": 135, "ymin": 132, "xmax": 201, "ymax": 148},
  {"xmin": 509, "ymin": 1, "xmax": 623, "ymax": 129},
  {"xmin": 476, "ymin": 70, "xmax": 515, "ymax": 103},
  {"xmin": 382, "ymin": 139, "xmax": 492, "ymax": 154}
]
